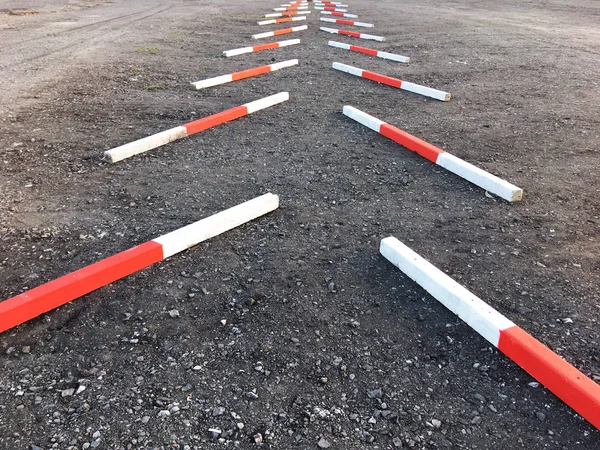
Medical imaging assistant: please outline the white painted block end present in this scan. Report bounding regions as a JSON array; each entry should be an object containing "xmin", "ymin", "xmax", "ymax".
[
  {"xmin": 342, "ymin": 105, "xmax": 384, "ymax": 132},
  {"xmin": 380, "ymin": 236, "xmax": 515, "ymax": 346},
  {"xmin": 435, "ymin": 153, "xmax": 523, "ymax": 202},
  {"xmin": 279, "ymin": 38, "xmax": 301, "ymax": 47},
  {"xmin": 244, "ymin": 92, "xmax": 289, "ymax": 114},
  {"xmin": 253, "ymin": 31, "xmax": 274, "ymax": 40},
  {"xmin": 328, "ymin": 40, "xmax": 350, "ymax": 50},
  {"xmin": 192, "ymin": 74, "xmax": 233, "ymax": 90},
  {"xmin": 401, "ymin": 81, "xmax": 451, "ymax": 102},
  {"xmin": 155, "ymin": 193, "xmax": 280, "ymax": 258},
  {"xmin": 223, "ymin": 47, "xmax": 252, "ymax": 57},
  {"xmin": 270, "ymin": 59, "xmax": 299, "ymax": 71},
  {"xmin": 104, "ymin": 126, "xmax": 187, "ymax": 163},
  {"xmin": 379, "ymin": 51, "xmax": 410, "ymax": 63},
  {"xmin": 332, "ymin": 62, "xmax": 363, "ymax": 77}
]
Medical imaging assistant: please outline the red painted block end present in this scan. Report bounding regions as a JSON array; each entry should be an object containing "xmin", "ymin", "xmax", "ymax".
[
  {"xmin": 499, "ymin": 326, "xmax": 600, "ymax": 430},
  {"xmin": 0, "ymin": 241, "xmax": 163, "ymax": 333}
]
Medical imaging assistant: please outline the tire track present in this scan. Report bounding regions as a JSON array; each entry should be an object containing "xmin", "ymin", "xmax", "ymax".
[{"xmin": 0, "ymin": 4, "xmax": 170, "ymax": 69}]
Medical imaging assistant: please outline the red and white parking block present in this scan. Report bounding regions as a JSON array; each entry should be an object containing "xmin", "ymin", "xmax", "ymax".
[
  {"xmin": 328, "ymin": 40, "xmax": 409, "ymax": 63},
  {"xmin": 321, "ymin": 11, "xmax": 358, "ymax": 18},
  {"xmin": 343, "ymin": 106, "xmax": 523, "ymax": 201},
  {"xmin": 380, "ymin": 236, "xmax": 600, "ymax": 430},
  {"xmin": 334, "ymin": 62, "xmax": 449, "ymax": 101},
  {"xmin": 104, "ymin": 92, "xmax": 289, "ymax": 163},
  {"xmin": 0, "ymin": 193, "xmax": 280, "ymax": 334},
  {"xmin": 252, "ymin": 24, "xmax": 308, "ymax": 40},
  {"xmin": 265, "ymin": 11, "xmax": 311, "ymax": 17},
  {"xmin": 192, "ymin": 60, "xmax": 298, "ymax": 90},
  {"xmin": 315, "ymin": 6, "xmax": 348, "ymax": 11},
  {"xmin": 281, "ymin": 1, "xmax": 308, "ymax": 5},
  {"xmin": 223, "ymin": 38, "xmax": 300, "ymax": 57},
  {"xmin": 315, "ymin": 2, "xmax": 348, "ymax": 6},
  {"xmin": 320, "ymin": 17, "xmax": 373, "ymax": 28},
  {"xmin": 258, "ymin": 16, "xmax": 306, "ymax": 25},
  {"xmin": 273, "ymin": 5, "xmax": 308, "ymax": 10},
  {"xmin": 321, "ymin": 27, "xmax": 384, "ymax": 41}
]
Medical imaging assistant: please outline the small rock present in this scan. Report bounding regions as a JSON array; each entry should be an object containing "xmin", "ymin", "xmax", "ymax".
[
  {"xmin": 363, "ymin": 432, "xmax": 374, "ymax": 443},
  {"xmin": 392, "ymin": 437, "xmax": 403, "ymax": 447},
  {"xmin": 535, "ymin": 411, "xmax": 546, "ymax": 421},
  {"xmin": 141, "ymin": 416, "xmax": 150, "ymax": 424},
  {"xmin": 92, "ymin": 431, "xmax": 101, "ymax": 439},
  {"xmin": 473, "ymin": 393, "xmax": 486, "ymax": 403},
  {"xmin": 562, "ymin": 318, "xmax": 573, "ymax": 324},
  {"xmin": 76, "ymin": 385, "xmax": 86, "ymax": 395},
  {"xmin": 220, "ymin": 319, "xmax": 227, "ymax": 326},
  {"xmin": 367, "ymin": 388, "xmax": 382, "ymax": 399},
  {"xmin": 212, "ymin": 406, "xmax": 225, "ymax": 416},
  {"xmin": 528, "ymin": 382, "xmax": 540, "ymax": 388},
  {"xmin": 31, "ymin": 446, "xmax": 43, "ymax": 450},
  {"xmin": 22, "ymin": 346, "xmax": 31, "ymax": 354},
  {"xmin": 246, "ymin": 391, "xmax": 259, "ymax": 400},
  {"xmin": 157, "ymin": 410, "xmax": 170, "ymax": 418},
  {"xmin": 168, "ymin": 309, "xmax": 180, "ymax": 318},
  {"xmin": 471, "ymin": 416, "xmax": 482, "ymax": 425},
  {"xmin": 90, "ymin": 439, "xmax": 101, "ymax": 449},
  {"xmin": 208, "ymin": 428, "xmax": 221, "ymax": 439},
  {"xmin": 61, "ymin": 388, "xmax": 75, "ymax": 397},
  {"xmin": 317, "ymin": 437, "xmax": 331, "ymax": 448},
  {"xmin": 253, "ymin": 433, "xmax": 263, "ymax": 443},
  {"xmin": 431, "ymin": 419, "xmax": 442, "ymax": 428}
]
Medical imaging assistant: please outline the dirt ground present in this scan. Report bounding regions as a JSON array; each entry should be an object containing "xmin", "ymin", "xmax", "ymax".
[{"xmin": 0, "ymin": 0, "xmax": 599, "ymax": 448}]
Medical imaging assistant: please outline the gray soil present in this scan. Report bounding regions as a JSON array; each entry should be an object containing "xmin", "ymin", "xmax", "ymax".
[{"xmin": 0, "ymin": 0, "xmax": 599, "ymax": 449}]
